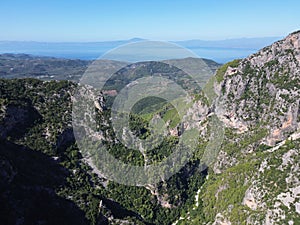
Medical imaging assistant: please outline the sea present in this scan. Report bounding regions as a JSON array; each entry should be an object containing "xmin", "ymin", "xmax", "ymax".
[{"xmin": 0, "ymin": 42, "xmax": 259, "ymax": 64}]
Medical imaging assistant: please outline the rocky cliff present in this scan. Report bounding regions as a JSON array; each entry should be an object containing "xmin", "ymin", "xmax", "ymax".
[{"xmin": 177, "ymin": 31, "xmax": 300, "ymax": 225}]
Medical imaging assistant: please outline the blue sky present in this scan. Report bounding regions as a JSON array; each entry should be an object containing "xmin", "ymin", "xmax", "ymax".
[{"xmin": 1, "ymin": 0, "xmax": 300, "ymax": 41}]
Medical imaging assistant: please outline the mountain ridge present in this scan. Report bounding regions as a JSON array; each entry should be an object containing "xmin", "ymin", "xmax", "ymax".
[
  {"xmin": 0, "ymin": 31, "xmax": 300, "ymax": 224},
  {"xmin": 176, "ymin": 30, "xmax": 300, "ymax": 224}
]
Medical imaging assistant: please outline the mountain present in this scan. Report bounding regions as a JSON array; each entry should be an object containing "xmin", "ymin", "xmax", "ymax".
[
  {"xmin": 0, "ymin": 31, "xmax": 300, "ymax": 225},
  {"xmin": 177, "ymin": 30, "xmax": 300, "ymax": 224},
  {"xmin": 175, "ymin": 37, "xmax": 281, "ymax": 49}
]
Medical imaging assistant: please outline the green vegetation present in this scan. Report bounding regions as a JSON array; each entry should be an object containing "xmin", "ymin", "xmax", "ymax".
[
  {"xmin": 2, "ymin": 35, "xmax": 300, "ymax": 225},
  {"xmin": 215, "ymin": 59, "xmax": 241, "ymax": 83},
  {"xmin": 222, "ymin": 127, "xmax": 268, "ymax": 157},
  {"xmin": 271, "ymin": 71, "xmax": 300, "ymax": 90},
  {"xmin": 0, "ymin": 78, "xmax": 209, "ymax": 225},
  {"xmin": 0, "ymin": 53, "xmax": 90, "ymax": 81},
  {"xmin": 202, "ymin": 161, "xmax": 257, "ymax": 222},
  {"xmin": 265, "ymin": 59, "xmax": 279, "ymax": 67},
  {"xmin": 132, "ymin": 96, "xmax": 168, "ymax": 115}
]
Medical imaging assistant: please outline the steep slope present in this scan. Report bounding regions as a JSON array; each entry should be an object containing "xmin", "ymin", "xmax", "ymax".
[
  {"xmin": 1, "ymin": 32, "xmax": 300, "ymax": 225},
  {"xmin": 215, "ymin": 31, "xmax": 300, "ymax": 146},
  {"xmin": 0, "ymin": 77, "xmax": 209, "ymax": 224},
  {"xmin": 0, "ymin": 55, "xmax": 221, "ymax": 224},
  {"xmin": 177, "ymin": 31, "xmax": 300, "ymax": 224}
]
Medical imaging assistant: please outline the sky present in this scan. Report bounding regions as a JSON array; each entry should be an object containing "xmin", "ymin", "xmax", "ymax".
[{"xmin": 1, "ymin": 0, "xmax": 300, "ymax": 42}]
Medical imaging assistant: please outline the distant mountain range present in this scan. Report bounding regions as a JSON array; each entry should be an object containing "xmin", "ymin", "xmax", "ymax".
[
  {"xmin": 175, "ymin": 37, "xmax": 282, "ymax": 48},
  {"xmin": 0, "ymin": 37, "xmax": 281, "ymax": 63}
]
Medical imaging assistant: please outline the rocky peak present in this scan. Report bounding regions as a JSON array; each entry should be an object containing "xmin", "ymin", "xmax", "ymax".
[
  {"xmin": 196, "ymin": 32, "xmax": 300, "ymax": 225},
  {"xmin": 248, "ymin": 30, "xmax": 300, "ymax": 67},
  {"xmin": 215, "ymin": 31, "xmax": 300, "ymax": 146}
]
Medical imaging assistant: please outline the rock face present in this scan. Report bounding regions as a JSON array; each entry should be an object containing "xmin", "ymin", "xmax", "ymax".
[
  {"xmin": 213, "ymin": 213, "xmax": 232, "ymax": 225},
  {"xmin": 195, "ymin": 31, "xmax": 300, "ymax": 225},
  {"xmin": 243, "ymin": 188, "xmax": 258, "ymax": 210},
  {"xmin": 216, "ymin": 31, "xmax": 300, "ymax": 146}
]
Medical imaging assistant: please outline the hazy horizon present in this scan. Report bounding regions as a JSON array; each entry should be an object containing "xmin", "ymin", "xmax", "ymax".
[
  {"xmin": 0, "ymin": 36, "xmax": 282, "ymax": 63},
  {"xmin": 0, "ymin": 35, "xmax": 283, "ymax": 43}
]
